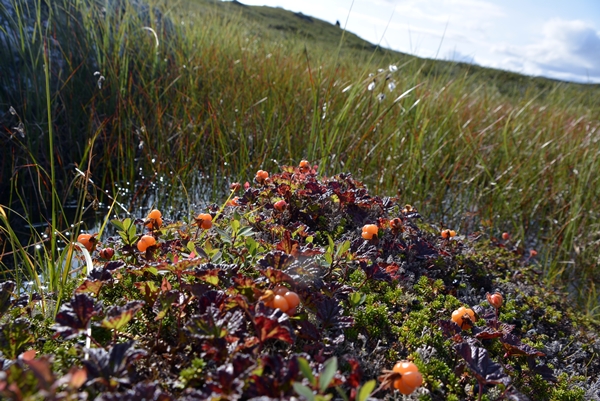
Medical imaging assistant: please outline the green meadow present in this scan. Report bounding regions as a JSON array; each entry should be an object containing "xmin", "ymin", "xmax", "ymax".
[{"xmin": 1, "ymin": 0, "xmax": 599, "ymax": 313}]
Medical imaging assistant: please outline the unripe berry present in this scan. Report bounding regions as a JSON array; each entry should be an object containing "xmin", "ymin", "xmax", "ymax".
[
  {"xmin": 274, "ymin": 200, "xmax": 287, "ymax": 211},
  {"xmin": 487, "ymin": 292, "xmax": 503, "ymax": 309},
  {"xmin": 99, "ymin": 248, "xmax": 114, "ymax": 259}
]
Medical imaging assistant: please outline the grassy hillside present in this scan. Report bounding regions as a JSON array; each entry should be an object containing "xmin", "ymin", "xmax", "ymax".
[{"xmin": 0, "ymin": 0, "xmax": 599, "ymax": 316}]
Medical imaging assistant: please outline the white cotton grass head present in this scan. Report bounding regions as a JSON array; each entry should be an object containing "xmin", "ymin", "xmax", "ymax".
[
  {"xmin": 389, "ymin": 64, "xmax": 398, "ymax": 72},
  {"xmin": 367, "ymin": 81, "xmax": 376, "ymax": 91},
  {"xmin": 388, "ymin": 81, "xmax": 396, "ymax": 91}
]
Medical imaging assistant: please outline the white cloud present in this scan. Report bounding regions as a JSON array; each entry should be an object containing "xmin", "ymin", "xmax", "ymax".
[{"xmin": 492, "ymin": 18, "xmax": 600, "ymax": 82}]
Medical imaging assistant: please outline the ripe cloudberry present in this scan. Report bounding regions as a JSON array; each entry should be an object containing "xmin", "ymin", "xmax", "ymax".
[
  {"xmin": 145, "ymin": 209, "xmax": 163, "ymax": 229},
  {"xmin": 227, "ymin": 197, "xmax": 240, "ymax": 207},
  {"xmin": 274, "ymin": 200, "xmax": 287, "ymax": 211},
  {"xmin": 502, "ymin": 232, "xmax": 510, "ymax": 240},
  {"xmin": 255, "ymin": 170, "xmax": 269, "ymax": 183},
  {"xmin": 137, "ymin": 235, "xmax": 157, "ymax": 252},
  {"xmin": 441, "ymin": 229, "xmax": 456, "ymax": 239},
  {"xmin": 272, "ymin": 295, "xmax": 290, "ymax": 311},
  {"xmin": 361, "ymin": 224, "xmax": 378, "ymax": 240},
  {"xmin": 77, "ymin": 233, "xmax": 96, "ymax": 252},
  {"xmin": 195, "ymin": 213, "xmax": 213, "ymax": 230},
  {"xmin": 299, "ymin": 160, "xmax": 310, "ymax": 172},
  {"xmin": 273, "ymin": 285, "xmax": 288, "ymax": 296},
  {"xmin": 284, "ymin": 291, "xmax": 300, "ymax": 309},
  {"xmin": 392, "ymin": 361, "xmax": 423, "ymax": 395},
  {"xmin": 487, "ymin": 292, "xmax": 503, "ymax": 309},
  {"xmin": 452, "ymin": 306, "xmax": 476, "ymax": 329}
]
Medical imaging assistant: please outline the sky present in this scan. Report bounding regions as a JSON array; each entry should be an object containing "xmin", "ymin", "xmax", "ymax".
[{"xmin": 226, "ymin": 0, "xmax": 600, "ymax": 83}]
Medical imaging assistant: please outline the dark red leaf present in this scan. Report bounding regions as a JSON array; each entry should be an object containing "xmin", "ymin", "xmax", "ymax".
[
  {"xmin": 75, "ymin": 279, "xmax": 103, "ymax": 296},
  {"xmin": 259, "ymin": 250, "xmax": 294, "ymax": 270},
  {"xmin": 473, "ymin": 326, "xmax": 503, "ymax": 340},
  {"xmin": 83, "ymin": 340, "xmax": 147, "ymax": 384},
  {"xmin": 260, "ymin": 267, "xmax": 295, "ymax": 285},
  {"xmin": 346, "ymin": 358, "xmax": 362, "ymax": 388},
  {"xmin": 54, "ymin": 294, "xmax": 103, "ymax": 339},
  {"xmin": 101, "ymin": 301, "xmax": 145, "ymax": 331},
  {"xmin": 501, "ymin": 333, "xmax": 545, "ymax": 357},
  {"xmin": 315, "ymin": 297, "xmax": 354, "ymax": 330},
  {"xmin": 0, "ymin": 281, "xmax": 15, "ymax": 319},
  {"xmin": 454, "ymin": 339, "xmax": 511, "ymax": 386},
  {"xmin": 360, "ymin": 261, "xmax": 392, "ymax": 283},
  {"xmin": 254, "ymin": 305, "xmax": 295, "ymax": 345},
  {"xmin": 438, "ymin": 320, "xmax": 462, "ymax": 338}
]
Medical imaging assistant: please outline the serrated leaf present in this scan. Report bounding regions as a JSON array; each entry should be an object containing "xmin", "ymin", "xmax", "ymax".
[
  {"xmin": 75, "ymin": 280, "xmax": 103, "ymax": 296},
  {"xmin": 0, "ymin": 318, "xmax": 34, "ymax": 359},
  {"xmin": 316, "ymin": 297, "xmax": 354, "ymax": 330},
  {"xmin": 53, "ymin": 294, "xmax": 103, "ymax": 339},
  {"xmin": 0, "ymin": 281, "xmax": 15, "ymax": 319},
  {"xmin": 101, "ymin": 301, "xmax": 144, "ymax": 331},
  {"xmin": 357, "ymin": 380, "xmax": 376, "ymax": 401},
  {"xmin": 134, "ymin": 281, "xmax": 160, "ymax": 305},
  {"xmin": 319, "ymin": 357, "xmax": 338, "ymax": 393},
  {"xmin": 293, "ymin": 382, "xmax": 315, "ymax": 401},
  {"xmin": 298, "ymin": 357, "xmax": 317, "ymax": 386},
  {"xmin": 501, "ymin": 333, "xmax": 545, "ymax": 357},
  {"xmin": 455, "ymin": 339, "xmax": 510, "ymax": 386}
]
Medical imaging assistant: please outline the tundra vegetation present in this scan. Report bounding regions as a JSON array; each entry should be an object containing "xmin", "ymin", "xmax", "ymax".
[{"xmin": 0, "ymin": 0, "xmax": 599, "ymax": 400}]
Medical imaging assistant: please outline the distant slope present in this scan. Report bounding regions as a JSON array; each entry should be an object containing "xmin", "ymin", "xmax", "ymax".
[{"xmin": 178, "ymin": 0, "xmax": 598, "ymax": 107}]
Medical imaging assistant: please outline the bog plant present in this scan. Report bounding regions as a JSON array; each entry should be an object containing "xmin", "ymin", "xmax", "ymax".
[
  {"xmin": 1, "ymin": 0, "xmax": 600, "ymax": 317},
  {"xmin": 0, "ymin": 165, "xmax": 597, "ymax": 400}
]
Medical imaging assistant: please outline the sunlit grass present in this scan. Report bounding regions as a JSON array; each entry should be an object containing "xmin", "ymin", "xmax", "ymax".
[{"xmin": 0, "ymin": 0, "xmax": 599, "ymax": 317}]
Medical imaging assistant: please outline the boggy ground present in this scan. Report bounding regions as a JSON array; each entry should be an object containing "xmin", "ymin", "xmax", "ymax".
[{"xmin": 0, "ymin": 164, "xmax": 598, "ymax": 400}]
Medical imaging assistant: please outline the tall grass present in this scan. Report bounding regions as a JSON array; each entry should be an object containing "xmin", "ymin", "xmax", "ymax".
[{"xmin": 0, "ymin": 0, "xmax": 599, "ymax": 318}]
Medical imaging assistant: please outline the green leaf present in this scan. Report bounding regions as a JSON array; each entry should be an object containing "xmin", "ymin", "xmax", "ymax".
[
  {"xmin": 293, "ymin": 382, "xmax": 315, "ymax": 401},
  {"xmin": 349, "ymin": 292, "xmax": 366, "ymax": 307},
  {"xmin": 210, "ymin": 251, "xmax": 222, "ymax": 263},
  {"xmin": 336, "ymin": 240, "xmax": 351, "ymax": 258},
  {"xmin": 298, "ymin": 357, "xmax": 317, "ymax": 386},
  {"xmin": 215, "ymin": 228, "xmax": 232, "ymax": 244},
  {"xmin": 327, "ymin": 235, "xmax": 335, "ymax": 253},
  {"xmin": 231, "ymin": 219, "xmax": 241, "ymax": 232},
  {"xmin": 127, "ymin": 221, "xmax": 137, "ymax": 243},
  {"xmin": 323, "ymin": 253, "xmax": 333, "ymax": 266},
  {"xmin": 246, "ymin": 237, "xmax": 258, "ymax": 255},
  {"xmin": 187, "ymin": 241, "xmax": 197, "ymax": 254},
  {"xmin": 237, "ymin": 226, "xmax": 255, "ymax": 237},
  {"xmin": 319, "ymin": 357, "xmax": 338, "ymax": 393},
  {"xmin": 357, "ymin": 380, "xmax": 376, "ymax": 401},
  {"xmin": 110, "ymin": 219, "xmax": 125, "ymax": 231}
]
